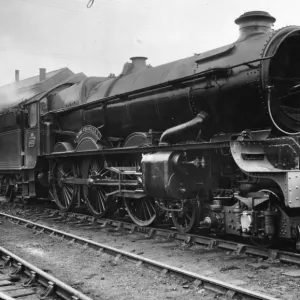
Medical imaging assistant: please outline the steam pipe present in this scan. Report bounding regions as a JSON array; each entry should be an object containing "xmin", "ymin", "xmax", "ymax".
[{"xmin": 159, "ymin": 111, "xmax": 209, "ymax": 145}]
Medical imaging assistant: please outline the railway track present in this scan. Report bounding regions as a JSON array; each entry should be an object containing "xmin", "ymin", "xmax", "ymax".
[
  {"xmin": 0, "ymin": 245, "xmax": 92, "ymax": 300},
  {"xmin": 0, "ymin": 210, "xmax": 279, "ymax": 300},
  {"xmin": 4, "ymin": 202, "xmax": 300, "ymax": 266}
]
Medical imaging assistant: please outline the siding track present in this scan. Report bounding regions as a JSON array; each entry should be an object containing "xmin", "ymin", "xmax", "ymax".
[
  {"xmin": 0, "ymin": 244, "xmax": 93, "ymax": 300},
  {"xmin": 6, "ymin": 203, "xmax": 300, "ymax": 265},
  {"xmin": 0, "ymin": 210, "xmax": 280, "ymax": 300}
]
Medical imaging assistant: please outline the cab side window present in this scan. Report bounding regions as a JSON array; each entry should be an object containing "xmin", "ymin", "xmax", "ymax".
[
  {"xmin": 40, "ymin": 97, "xmax": 48, "ymax": 116},
  {"xmin": 28, "ymin": 103, "xmax": 37, "ymax": 128}
]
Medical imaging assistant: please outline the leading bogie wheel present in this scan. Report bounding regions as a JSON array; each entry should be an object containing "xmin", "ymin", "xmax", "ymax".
[
  {"xmin": 171, "ymin": 200, "xmax": 200, "ymax": 233},
  {"xmin": 250, "ymin": 236, "xmax": 277, "ymax": 248},
  {"xmin": 52, "ymin": 160, "xmax": 78, "ymax": 212}
]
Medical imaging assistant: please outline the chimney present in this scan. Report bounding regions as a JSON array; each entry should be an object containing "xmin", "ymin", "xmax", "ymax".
[
  {"xmin": 235, "ymin": 11, "xmax": 276, "ymax": 41},
  {"xmin": 130, "ymin": 57, "xmax": 148, "ymax": 72},
  {"xmin": 15, "ymin": 70, "xmax": 19, "ymax": 82},
  {"xmin": 39, "ymin": 68, "xmax": 46, "ymax": 82}
]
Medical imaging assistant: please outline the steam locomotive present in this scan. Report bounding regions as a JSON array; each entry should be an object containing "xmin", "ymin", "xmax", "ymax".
[{"xmin": 2, "ymin": 11, "xmax": 300, "ymax": 248}]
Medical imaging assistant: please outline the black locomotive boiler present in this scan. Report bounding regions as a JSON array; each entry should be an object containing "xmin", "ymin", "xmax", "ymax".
[{"xmin": 2, "ymin": 11, "xmax": 300, "ymax": 248}]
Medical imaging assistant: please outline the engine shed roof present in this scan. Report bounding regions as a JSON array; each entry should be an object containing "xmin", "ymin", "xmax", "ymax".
[
  {"xmin": 1, "ymin": 68, "xmax": 67, "ymax": 91},
  {"xmin": 25, "ymin": 72, "xmax": 88, "ymax": 105},
  {"xmin": 0, "ymin": 67, "xmax": 74, "ymax": 110}
]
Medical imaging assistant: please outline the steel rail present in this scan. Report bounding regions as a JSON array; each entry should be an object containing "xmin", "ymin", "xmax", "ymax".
[
  {"xmin": 19, "ymin": 205, "xmax": 300, "ymax": 265},
  {"xmin": 0, "ymin": 212, "xmax": 278, "ymax": 300},
  {"xmin": 0, "ymin": 244, "xmax": 94, "ymax": 300},
  {"xmin": 0, "ymin": 291, "xmax": 15, "ymax": 300}
]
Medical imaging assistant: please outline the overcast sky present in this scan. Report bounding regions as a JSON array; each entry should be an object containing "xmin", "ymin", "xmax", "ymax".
[{"xmin": 0, "ymin": 0, "xmax": 299, "ymax": 86}]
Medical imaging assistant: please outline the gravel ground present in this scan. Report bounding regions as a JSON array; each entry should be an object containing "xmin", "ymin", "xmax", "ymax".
[
  {"xmin": 1, "ymin": 204, "xmax": 300, "ymax": 299},
  {"xmin": 0, "ymin": 218, "xmax": 217, "ymax": 300}
]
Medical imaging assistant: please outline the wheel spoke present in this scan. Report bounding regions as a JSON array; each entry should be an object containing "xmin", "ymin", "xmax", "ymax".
[
  {"xmin": 147, "ymin": 199, "xmax": 155, "ymax": 213},
  {"xmin": 100, "ymin": 192, "xmax": 105, "ymax": 213},
  {"xmin": 95, "ymin": 190, "xmax": 101, "ymax": 212},
  {"xmin": 99, "ymin": 190, "xmax": 106, "ymax": 209},
  {"xmin": 65, "ymin": 186, "xmax": 73, "ymax": 205},
  {"xmin": 63, "ymin": 187, "xmax": 69, "ymax": 206},
  {"xmin": 100, "ymin": 169, "xmax": 110, "ymax": 177},
  {"xmin": 65, "ymin": 184, "xmax": 73, "ymax": 194},
  {"xmin": 95, "ymin": 191, "xmax": 101, "ymax": 213},
  {"xmin": 144, "ymin": 199, "xmax": 153, "ymax": 220},
  {"xmin": 62, "ymin": 186, "xmax": 69, "ymax": 206},
  {"xmin": 184, "ymin": 217, "xmax": 188, "ymax": 227},
  {"xmin": 140, "ymin": 201, "xmax": 146, "ymax": 220},
  {"xmin": 185, "ymin": 214, "xmax": 192, "ymax": 222},
  {"xmin": 63, "ymin": 169, "xmax": 72, "ymax": 177}
]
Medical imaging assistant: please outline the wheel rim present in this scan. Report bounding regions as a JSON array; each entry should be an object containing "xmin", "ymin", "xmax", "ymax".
[
  {"xmin": 5, "ymin": 185, "xmax": 14, "ymax": 202},
  {"xmin": 171, "ymin": 201, "xmax": 200, "ymax": 233},
  {"xmin": 124, "ymin": 196, "xmax": 156, "ymax": 226},
  {"xmin": 82, "ymin": 158, "xmax": 117, "ymax": 217},
  {"xmin": 5, "ymin": 186, "xmax": 13, "ymax": 202},
  {"xmin": 4, "ymin": 177, "xmax": 14, "ymax": 202},
  {"xmin": 250, "ymin": 237, "xmax": 276, "ymax": 248},
  {"xmin": 52, "ymin": 161, "xmax": 78, "ymax": 212}
]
